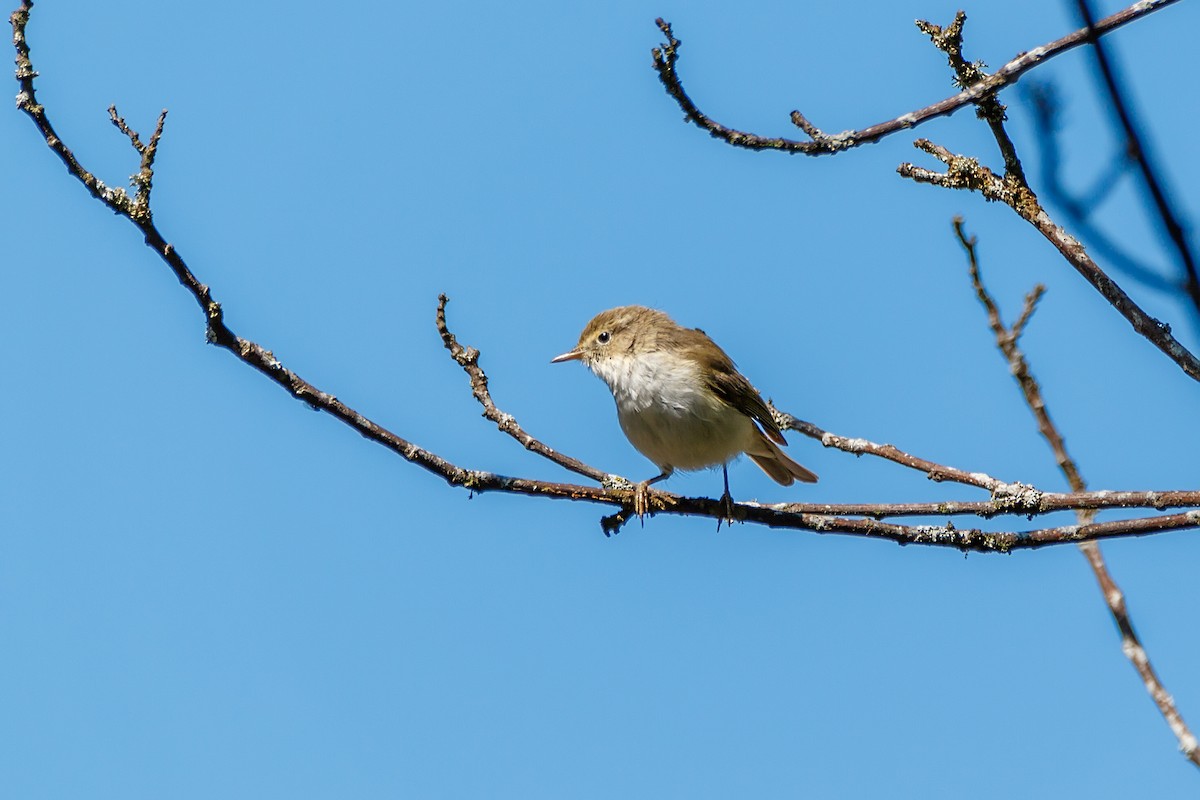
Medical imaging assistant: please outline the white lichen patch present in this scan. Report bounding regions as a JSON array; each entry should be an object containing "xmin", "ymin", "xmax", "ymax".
[
  {"xmin": 991, "ymin": 481, "xmax": 1044, "ymax": 512},
  {"xmin": 602, "ymin": 474, "xmax": 634, "ymax": 491},
  {"xmin": 1122, "ymin": 638, "xmax": 1149, "ymax": 668},
  {"xmin": 827, "ymin": 435, "xmax": 869, "ymax": 452}
]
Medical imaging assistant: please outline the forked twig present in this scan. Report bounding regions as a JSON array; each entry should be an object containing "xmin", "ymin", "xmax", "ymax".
[
  {"xmin": 954, "ymin": 218, "xmax": 1200, "ymax": 768},
  {"xmin": 650, "ymin": 1, "xmax": 1180, "ymax": 155}
]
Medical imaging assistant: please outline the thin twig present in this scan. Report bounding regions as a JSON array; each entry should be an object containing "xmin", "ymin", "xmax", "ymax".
[
  {"xmin": 107, "ymin": 106, "xmax": 146, "ymax": 151},
  {"xmin": 775, "ymin": 409, "xmax": 1008, "ymax": 492},
  {"xmin": 650, "ymin": 0, "xmax": 1180, "ymax": 156},
  {"xmin": 1021, "ymin": 80, "xmax": 1176, "ymax": 294},
  {"xmin": 954, "ymin": 217, "xmax": 1200, "ymax": 768},
  {"xmin": 1009, "ymin": 285, "xmax": 1044, "ymax": 343},
  {"xmin": 915, "ymin": 11, "xmax": 1026, "ymax": 184},
  {"xmin": 436, "ymin": 294, "xmax": 615, "ymax": 486}
]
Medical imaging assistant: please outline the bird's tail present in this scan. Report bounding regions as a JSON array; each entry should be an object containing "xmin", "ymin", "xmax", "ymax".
[{"xmin": 747, "ymin": 432, "xmax": 818, "ymax": 486}]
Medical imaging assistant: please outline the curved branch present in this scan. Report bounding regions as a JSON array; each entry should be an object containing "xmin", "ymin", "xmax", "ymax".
[{"xmin": 650, "ymin": 0, "xmax": 1181, "ymax": 156}]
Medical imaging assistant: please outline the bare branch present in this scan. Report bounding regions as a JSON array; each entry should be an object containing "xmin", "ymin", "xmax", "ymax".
[
  {"xmin": 773, "ymin": 408, "xmax": 1008, "ymax": 492},
  {"xmin": 650, "ymin": 1, "xmax": 1181, "ymax": 156},
  {"xmin": 748, "ymin": 510, "xmax": 1200, "ymax": 551},
  {"xmin": 955, "ymin": 218, "xmax": 1200, "ymax": 768},
  {"xmin": 768, "ymin": 489, "xmax": 1200, "ymax": 520}
]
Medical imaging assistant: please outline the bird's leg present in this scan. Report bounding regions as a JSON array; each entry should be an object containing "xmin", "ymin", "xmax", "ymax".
[
  {"xmin": 634, "ymin": 468, "xmax": 674, "ymax": 522},
  {"xmin": 717, "ymin": 464, "xmax": 736, "ymax": 530}
]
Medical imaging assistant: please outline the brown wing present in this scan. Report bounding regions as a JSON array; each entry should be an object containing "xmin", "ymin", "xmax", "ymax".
[{"xmin": 678, "ymin": 327, "xmax": 787, "ymax": 445}]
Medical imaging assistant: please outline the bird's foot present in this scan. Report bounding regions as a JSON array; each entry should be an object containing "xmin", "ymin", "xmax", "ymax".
[
  {"xmin": 716, "ymin": 490, "xmax": 737, "ymax": 531},
  {"xmin": 633, "ymin": 481, "xmax": 675, "ymax": 524}
]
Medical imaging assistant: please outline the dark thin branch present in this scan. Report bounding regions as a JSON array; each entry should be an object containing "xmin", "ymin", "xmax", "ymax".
[
  {"xmin": 954, "ymin": 217, "xmax": 1200, "ymax": 768},
  {"xmin": 1075, "ymin": 0, "xmax": 1200, "ymax": 318},
  {"xmin": 649, "ymin": 0, "xmax": 1180, "ymax": 156},
  {"xmin": 1021, "ymin": 80, "xmax": 1176, "ymax": 294},
  {"xmin": 900, "ymin": 139, "xmax": 1200, "ymax": 383}
]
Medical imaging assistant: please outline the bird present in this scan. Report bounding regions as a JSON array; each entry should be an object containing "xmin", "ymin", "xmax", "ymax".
[{"xmin": 551, "ymin": 305, "xmax": 816, "ymax": 520}]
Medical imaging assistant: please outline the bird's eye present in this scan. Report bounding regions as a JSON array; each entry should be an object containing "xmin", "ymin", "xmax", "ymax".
[{"xmin": 597, "ymin": 331, "xmax": 611, "ymax": 344}]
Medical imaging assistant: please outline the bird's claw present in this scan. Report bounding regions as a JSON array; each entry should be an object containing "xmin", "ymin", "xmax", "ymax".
[
  {"xmin": 633, "ymin": 481, "xmax": 675, "ymax": 524},
  {"xmin": 716, "ymin": 490, "xmax": 737, "ymax": 531}
]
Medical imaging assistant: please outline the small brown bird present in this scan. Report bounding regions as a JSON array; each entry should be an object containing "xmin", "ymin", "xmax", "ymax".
[{"xmin": 552, "ymin": 305, "xmax": 816, "ymax": 517}]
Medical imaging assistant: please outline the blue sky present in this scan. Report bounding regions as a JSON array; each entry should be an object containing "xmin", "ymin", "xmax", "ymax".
[{"xmin": 4, "ymin": 0, "xmax": 1200, "ymax": 796}]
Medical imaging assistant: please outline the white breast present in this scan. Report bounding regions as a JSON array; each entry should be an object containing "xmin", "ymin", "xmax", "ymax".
[{"xmin": 590, "ymin": 352, "xmax": 756, "ymax": 471}]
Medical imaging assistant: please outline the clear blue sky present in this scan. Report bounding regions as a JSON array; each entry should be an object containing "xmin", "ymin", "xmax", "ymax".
[{"xmin": 4, "ymin": 0, "xmax": 1199, "ymax": 796}]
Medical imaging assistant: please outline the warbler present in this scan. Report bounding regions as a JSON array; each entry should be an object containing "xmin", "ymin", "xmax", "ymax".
[{"xmin": 552, "ymin": 305, "xmax": 816, "ymax": 517}]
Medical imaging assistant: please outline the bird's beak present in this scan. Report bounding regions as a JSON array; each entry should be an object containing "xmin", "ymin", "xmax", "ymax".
[{"xmin": 550, "ymin": 348, "xmax": 583, "ymax": 364}]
